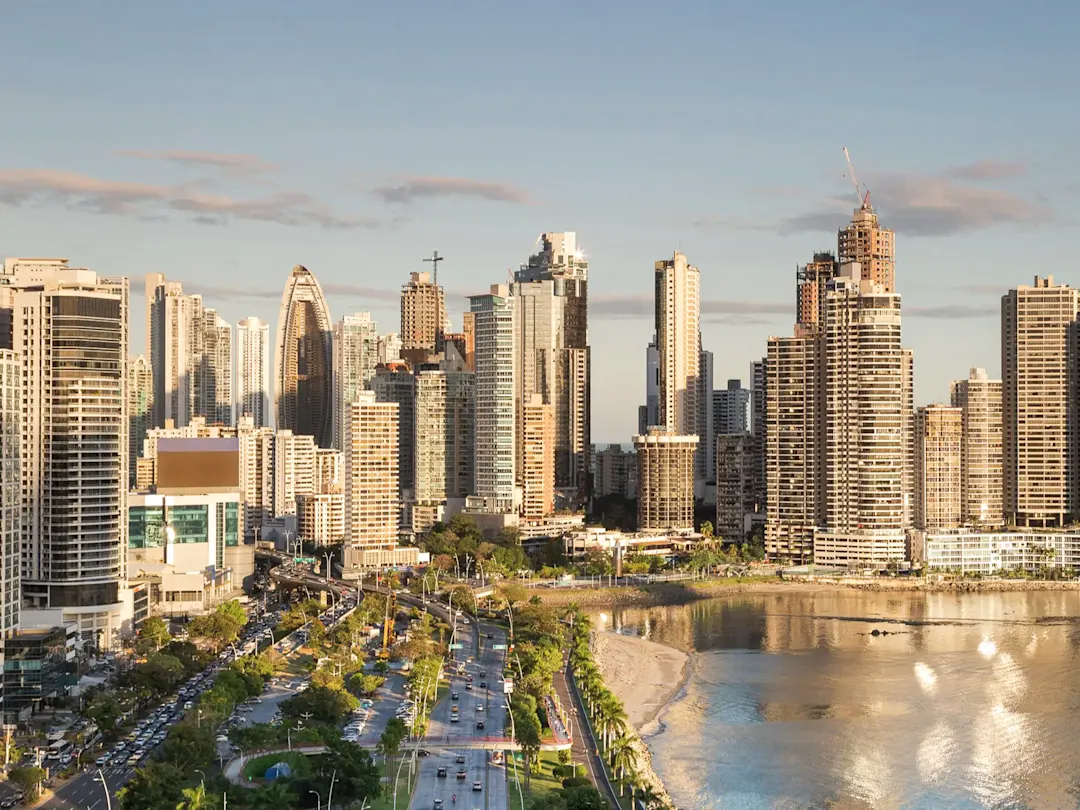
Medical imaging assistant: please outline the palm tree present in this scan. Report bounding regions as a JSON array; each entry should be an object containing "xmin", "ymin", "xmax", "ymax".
[
  {"xmin": 175, "ymin": 783, "xmax": 209, "ymax": 810},
  {"xmin": 609, "ymin": 736, "xmax": 639, "ymax": 795},
  {"xmin": 249, "ymin": 782, "xmax": 294, "ymax": 810}
]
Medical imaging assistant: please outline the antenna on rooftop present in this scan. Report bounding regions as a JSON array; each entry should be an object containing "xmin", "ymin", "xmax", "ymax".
[{"xmin": 423, "ymin": 251, "xmax": 444, "ymax": 289}]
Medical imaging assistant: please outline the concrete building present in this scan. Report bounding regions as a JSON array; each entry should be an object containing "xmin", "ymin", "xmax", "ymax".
[
  {"xmin": 470, "ymin": 285, "xmax": 517, "ymax": 512},
  {"xmin": 146, "ymin": 274, "xmax": 203, "ymax": 429},
  {"xmin": 593, "ymin": 445, "xmax": 637, "ymax": 499},
  {"xmin": 0, "ymin": 350, "xmax": 21, "ymax": 660},
  {"xmin": 950, "ymin": 367, "xmax": 1004, "ymax": 526},
  {"xmin": 765, "ymin": 332, "xmax": 824, "ymax": 563},
  {"xmin": 275, "ymin": 265, "xmax": 333, "ymax": 448},
  {"xmin": 199, "ymin": 309, "xmax": 233, "ymax": 427},
  {"xmin": 461, "ymin": 312, "xmax": 476, "ymax": 372},
  {"xmin": 715, "ymin": 433, "xmax": 755, "ymax": 542},
  {"xmin": 923, "ymin": 530, "xmax": 1080, "ymax": 576},
  {"xmin": 412, "ymin": 363, "xmax": 474, "ymax": 532},
  {"xmin": 633, "ymin": 429, "xmax": 698, "ymax": 530},
  {"xmin": 344, "ymin": 392, "xmax": 400, "ymax": 564},
  {"xmin": 371, "ymin": 364, "xmax": 416, "ymax": 498},
  {"xmin": 401, "ymin": 271, "xmax": 446, "ymax": 365},
  {"xmin": 332, "ymin": 313, "xmax": 379, "ymax": 451},
  {"xmin": 751, "ymin": 357, "xmax": 767, "ymax": 520},
  {"xmin": 236, "ymin": 316, "xmax": 271, "ymax": 428},
  {"xmin": 297, "ymin": 493, "xmax": 345, "ymax": 546},
  {"xmin": 315, "ymin": 447, "xmax": 344, "ymax": 494},
  {"xmin": 698, "ymin": 349, "xmax": 714, "ymax": 487},
  {"xmin": 511, "ymin": 233, "xmax": 591, "ymax": 499},
  {"xmin": 378, "ymin": 332, "xmax": 402, "ymax": 365},
  {"xmin": 128, "ymin": 354, "xmax": 153, "ymax": 489},
  {"xmin": 639, "ymin": 338, "xmax": 660, "ymax": 435},
  {"xmin": 272, "ymin": 431, "xmax": 317, "ymax": 518},
  {"xmin": 237, "ymin": 420, "xmax": 275, "ymax": 540},
  {"xmin": 795, "ymin": 252, "xmax": 839, "ymax": 328},
  {"xmin": 1001, "ymin": 276, "xmax": 1080, "ymax": 527},
  {"xmin": 838, "ymin": 198, "xmax": 896, "ymax": 293},
  {"xmin": 8, "ymin": 260, "xmax": 130, "ymax": 646},
  {"xmin": 713, "ymin": 379, "xmax": 750, "ymax": 436},
  {"xmin": 901, "ymin": 347, "xmax": 915, "ymax": 529},
  {"xmin": 915, "ymin": 405, "xmax": 963, "ymax": 530},
  {"xmin": 521, "ymin": 394, "xmax": 555, "ymax": 521}
]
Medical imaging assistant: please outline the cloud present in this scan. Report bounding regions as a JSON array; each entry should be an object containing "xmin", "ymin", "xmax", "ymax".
[
  {"xmin": 0, "ymin": 168, "xmax": 392, "ymax": 229},
  {"xmin": 372, "ymin": 176, "xmax": 531, "ymax": 205},
  {"xmin": 906, "ymin": 303, "xmax": 998, "ymax": 319},
  {"xmin": 187, "ymin": 282, "xmax": 402, "ymax": 303},
  {"xmin": 945, "ymin": 160, "xmax": 1027, "ymax": 182},
  {"xmin": 779, "ymin": 171, "xmax": 1048, "ymax": 237},
  {"xmin": 119, "ymin": 149, "xmax": 279, "ymax": 175},
  {"xmin": 590, "ymin": 294, "xmax": 789, "ymax": 320},
  {"xmin": 690, "ymin": 215, "xmax": 775, "ymax": 232}
]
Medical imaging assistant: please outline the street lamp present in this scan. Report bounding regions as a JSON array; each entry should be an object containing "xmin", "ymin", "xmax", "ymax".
[
  {"xmin": 94, "ymin": 768, "xmax": 113, "ymax": 810},
  {"xmin": 309, "ymin": 789, "xmax": 322, "ymax": 810},
  {"xmin": 503, "ymin": 695, "xmax": 525, "ymax": 810},
  {"xmin": 323, "ymin": 551, "xmax": 333, "ymax": 583},
  {"xmin": 195, "ymin": 769, "xmax": 206, "ymax": 786}
]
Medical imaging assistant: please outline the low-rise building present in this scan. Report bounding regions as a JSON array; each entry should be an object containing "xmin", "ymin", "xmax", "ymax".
[
  {"xmin": 3, "ymin": 626, "xmax": 77, "ymax": 722},
  {"xmin": 922, "ymin": 530, "xmax": 1080, "ymax": 576}
]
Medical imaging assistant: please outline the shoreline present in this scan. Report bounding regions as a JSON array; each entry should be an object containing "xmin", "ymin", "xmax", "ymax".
[{"xmin": 533, "ymin": 577, "xmax": 1080, "ymax": 608}]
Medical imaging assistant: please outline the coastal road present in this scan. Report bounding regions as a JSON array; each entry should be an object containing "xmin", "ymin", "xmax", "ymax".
[{"xmin": 555, "ymin": 666, "xmax": 619, "ymax": 809}]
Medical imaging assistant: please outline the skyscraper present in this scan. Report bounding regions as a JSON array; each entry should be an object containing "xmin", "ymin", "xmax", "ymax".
[
  {"xmin": 413, "ymin": 362, "xmax": 474, "ymax": 531},
  {"xmin": 332, "ymin": 313, "xmax": 379, "ymax": 451},
  {"xmin": 716, "ymin": 433, "xmax": 755, "ymax": 542},
  {"xmin": 344, "ymin": 391, "xmax": 399, "ymax": 558},
  {"xmin": 838, "ymin": 198, "xmax": 896, "ymax": 292},
  {"xmin": 521, "ymin": 394, "xmax": 555, "ymax": 521},
  {"xmin": 654, "ymin": 252, "xmax": 701, "ymax": 438},
  {"xmin": 698, "ymin": 349, "xmax": 714, "ymax": 484},
  {"xmin": 639, "ymin": 338, "xmax": 660, "ymax": 435},
  {"xmin": 199, "ymin": 308, "xmax": 233, "ymax": 426},
  {"xmin": 371, "ymin": 364, "xmax": 416, "ymax": 498},
  {"xmin": 147, "ymin": 274, "xmax": 203, "ymax": 428},
  {"xmin": 950, "ymin": 368, "xmax": 1004, "ymax": 526},
  {"xmin": 275, "ymin": 265, "xmax": 334, "ymax": 448},
  {"xmin": 0, "ymin": 349, "xmax": 21, "ymax": 647},
  {"xmin": 713, "ymin": 379, "xmax": 751, "ymax": 436},
  {"xmin": 128, "ymin": 354, "xmax": 153, "ymax": 489},
  {"xmin": 378, "ymin": 332, "xmax": 402, "ymax": 365},
  {"xmin": 469, "ymin": 285, "xmax": 517, "ymax": 510},
  {"xmin": 401, "ymin": 271, "xmax": 446, "ymax": 365},
  {"xmin": 511, "ymin": 233, "xmax": 591, "ymax": 498},
  {"xmin": 915, "ymin": 405, "xmax": 963, "ymax": 530},
  {"xmin": 8, "ymin": 259, "xmax": 129, "ymax": 646},
  {"xmin": 1001, "ymin": 276, "xmax": 1080, "ymax": 527},
  {"xmin": 795, "ymin": 252, "xmax": 839, "ymax": 328},
  {"xmin": 236, "ymin": 316, "xmax": 271, "ymax": 428},
  {"xmin": 634, "ymin": 429, "xmax": 697, "ymax": 530}
]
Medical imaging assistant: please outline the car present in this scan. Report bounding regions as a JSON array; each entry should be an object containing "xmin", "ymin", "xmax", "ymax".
[
  {"xmin": 480, "ymin": 671, "xmax": 487, "ymax": 678},
  {"xmin": 451, "ymin": 692, "xmax": 459, "ymax": 700},
  {"xmin": 437, "ymin": 767, "xmax": 448, "ymax": 778},
  {"xmin": 472, "ymin": 781, "xmax": 482, "ymax": 792},
  {"xmin": 479, "ymin": 682, "xmax": 487, "ymax": 688},
  {"xmin": 127, "ymin": 754, "xmax": 141, "ymax": 765},
  {"xmin": 1, "ymin": 797, "xmax": 17, "ymax": 808},
  {"xmin": 476, "ymin": 721, "xmax": 485, "ymax": 730},
  {"xmin": 95, "ymin": 755, "xmax": 110, "ymax": 766},
  {"xmin": 418, "ymin": 749, "xmax": 430, "ymax": 757},
  {"xmin": 465, "ymin": 683, "xmax": 473, "ymax": 691},
  {"xmin": 476, "ymin": 704, "xmax": 484, "ymax": 712},
  {"xmin": 486, "ymin": 633, "xmax": 493, "ymax": 639},
  {"xmin": 456, "ymin": 754, "xmax": 466, "ymax": 764},
  {"xmin": 216, "ymin": 735, "xmax": 229, "ymax": 743},
  {"xmin": 456, "ymin": 770, "xmax": 467, "ymax": 780},
  {"xmin": 450, "ymin": 714, "xmax": 459, "ymax": 723},
  {"xmin": 434, "ymin": 801, "xmax": 443, "ymax": 810}
]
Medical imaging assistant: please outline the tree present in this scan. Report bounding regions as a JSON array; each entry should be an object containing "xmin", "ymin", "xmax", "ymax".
[
  {"xmin": 317, "ymin": 737, "xmax": 381, "ymax": 804},
  {"xmin": 280, "ymin": 685, "xmax": 358, "ymax": 725},
  {"xmin": 118, "ymin": 762, "xmax": 185, "ymax": 810},
  {"xmin": 609, "ymin": 736, "xmax": 639, "ymax": 795},
  {"xmin": 175, "ymin": 782, "xmax": 210, "ymax": 810},
  {"xmin": 188, "ymin": 612, "xmax": 241, "ymax": 650},
  {"xmin": 377, "ymin": 716, "xmax": 408, "ymax": 786},
  {"xmin": 562, "ymin": 784, "xmax": 607, "ymax": 810},
  {"xmin": 248, "ymin": 782, "xmax": 295, "ymax": 810},
  {"xmin": 86, "ymin": 692, "xmax": 123, "ymax": 730},
  {"xmin": 136, "ymin": 616, "xmax": 172, "ymax": 656},
  {"xmin": 160, "ymin": 641, "xmax": 208, "ymax": 674},
  {"xmin": 581, "ymin": 549, "xmax": 613, "ymax": 576},
  {"xmin": 162, "ymin": 723, "xmax": 214, "ymax": 771},
  {"xmin": 497, "ymin": 581, "xmax": 528, "ymax": 611},
  {"xmin": 511, "ymin": 701, "xmax": 543, "ymax": 792},
  {"xmin": 9, "ymin": 767, "xmax": 45, "ymax": 802},
  {"xmin": 699, "ymin": 520, "xmax": 715, "ymax": 540},
  {"xmin": 229, "ymin": 723, "xmax": 280, "ymax": 749},
  {"xmin": 217, "ymin": 600, "xmax": 248, "ymax": 628},
  {"xmin": 349, "ymin": 673, "xmax": 385, "ymax": 696},
  {"xmin": 307, "ymin": 618, "xmax": 327, "ymax": 650}
]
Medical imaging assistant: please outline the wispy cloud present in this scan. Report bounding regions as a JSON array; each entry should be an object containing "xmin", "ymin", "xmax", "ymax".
[
  {"xmin": 372, "ymin": 176, "xmax": 531, "ymax": 205},
  {"xmin": 690, "ymin": 215, "xmax": 775, "ymax": 232},
  {"xmin": 779, "ymin": 170, "xmax": 1048, "ymax": 237},
  {"xmin": 591, "ymin": 294, "xmax": 789, "ymax": 320},
  {"xmin": 0, "ymin": 168, "xmax": 393, "ymax": 229},
  {"xmin": 187, "ymin": 282, "xmax": 403, "ymax": 303},
  {"xmin": 945, "ymin": 159, "xmax": 1027, "ymax": 182},
  {"xmin": 906, "ymin": 303, "xmax": 998, "ymax": 319},
  {"xmin": 118, "ymin": 149, "xmax": 279, "ymax": 175}
]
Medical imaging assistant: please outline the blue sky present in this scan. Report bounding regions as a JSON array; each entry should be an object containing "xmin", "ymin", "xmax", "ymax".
[{"xmin": 4, "ymin": 2, "xmax": 1077, "ymax": 442}]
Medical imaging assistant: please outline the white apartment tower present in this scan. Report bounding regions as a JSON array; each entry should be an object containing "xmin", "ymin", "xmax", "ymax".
[
  {"xmin": 950, "ymin": 368, "xmax": 1004, "ymax": 526},
  {"xmin": 511, "ymin": 233, "xmax": 591, "ymax": 498},
  {"xmin": 1001, "ymin": 276, "xmax": 1080, "ymax": 527},
  {"xmin": 332, "ymin": 313, "xmax": 379, "ymax": 451},
  {"xmin": 0, "ymin": 350, "xmax": 21, "ymax": 644},
  {"xmin": 469, "ymin": 285, "xmax": 517, "ymax": 510},
  {"xmin": 147, "ymin": 274, "xmax": 202, "ymax": 428},
  {"xmin": 344, "ymin": 391, "xmax": 400, "ymax": 550},
  {"xmin": 413, "ymin": 363, "xmax": 474, "ymax": 531},
  {"xmin": 200, "ymin": 308, "xmax": 233, "ymax": 426},
  {"xmin": 236, "ymin": 316, "xmax": 271, "ymax": 428},
  {"xmin": 8, "ymin": 259, "xmax": 129, "ymax": 646},
  {"xmin": 128, "ymin": 354, "xmax": 153, "ymax": 489},
  {"xmin": 915, "ymin": 405, "xmax": 963, "ymax": 530},
  {"xmin": 713, "ymin": 379, "xmax": 751, "ymax": 436}
]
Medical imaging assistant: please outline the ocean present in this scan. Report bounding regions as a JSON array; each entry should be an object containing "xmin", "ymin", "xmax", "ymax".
[{"xmin": 599, "ymin": 589, "xmax": 1080, "ymax": 810}]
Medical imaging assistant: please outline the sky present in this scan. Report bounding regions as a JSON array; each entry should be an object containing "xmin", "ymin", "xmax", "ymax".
[{"xmin": 3, "ymin": 2, "xmax": 1078, "ymax": 443}]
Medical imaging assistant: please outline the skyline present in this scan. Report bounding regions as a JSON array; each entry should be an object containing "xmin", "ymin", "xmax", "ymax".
[{"xmin": 5, "ymin": 2, "xmax": 1078, "ymax": 442}]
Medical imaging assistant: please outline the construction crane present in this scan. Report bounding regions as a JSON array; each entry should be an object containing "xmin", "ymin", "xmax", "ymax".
[
  {"xmin": 843, "ymin": 146, "xmax": 871, "ymax": 209},
  {"xmin": 424, "ymin": 251, "xmax": 444, "ymax": 288}
]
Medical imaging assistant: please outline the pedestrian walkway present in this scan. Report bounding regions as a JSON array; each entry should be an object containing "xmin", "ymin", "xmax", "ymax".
[
  {"xmin": 553, "ymin": 665, "xmax": 619, "ymax": 809},
  {"xmin": 223, "ymin": 744, "xmax": 327, "ymax": 788}
]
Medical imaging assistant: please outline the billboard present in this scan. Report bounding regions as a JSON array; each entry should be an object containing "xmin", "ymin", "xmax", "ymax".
[{"xmin": 156, "ymin": 438, "xmax": 240, "ymax": 493}]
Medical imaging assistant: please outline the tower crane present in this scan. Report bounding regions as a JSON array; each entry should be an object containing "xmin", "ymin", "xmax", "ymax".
[{"xmin": 843, "ymin": 146, "xmax": 871, "ymax": 209}]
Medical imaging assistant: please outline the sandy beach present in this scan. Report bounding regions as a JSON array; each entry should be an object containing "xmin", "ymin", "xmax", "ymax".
[{"xmin": 592, "ymin": 629, "xmax": 690, "ymax": 730}]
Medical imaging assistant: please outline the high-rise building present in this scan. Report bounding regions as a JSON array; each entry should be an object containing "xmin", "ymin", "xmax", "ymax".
[
  {"xmin": 461, "ymin": 313, "xmax": 476, "ymax": 372},
  {"xmin": 1001, "ymin": 276, "xmax": 1080, "ymax": 527},
  {"xmin": 469, "ymin": 285, "xmax": 517, "ymax": 510},
  {"xmin": 511, "ymin": 233, "xmax": 591, "ymax": 498},
  {"xmin": 236, "ymin": 316, "xmax": 271, "ymax": 428},
  {"xmin": 838, "ymin": 199, "xmax": 896, "ymax": 292},
  {"xmin": 765, "ymin": 333, "xmax": 824, "ymax": 562},
  {"xmin": 593, "ymin": 445, "xmax": 637, "ymax": 499},
  {"xmin": 915, "ymin": 405, "xmax": 963, "ymax": 530},
  {"xmin": 795, "ymin": 252, "xmax": 839, "ymax": 328},
  {"xmin": 9, "ymin": 260, "xmax": 129, "ymax": 646},
  {"xmin": 128, "ymin": 355, "xmax": 153, "ymax": 489},
  {"xmin": 275, "ymin": 265, "xmax": 333, "ymax": 448},
  {"xmin": 344, "ymin": 391, "xmax": 399, "ymax": 554},
  {"xmin": 818, "ymin": 264, "xmax": 906, "ymax": 564},
  {"xmin": 0, "ymin": 349, "xmax": 21, "ymax": 647},
  {"xmin": 521, "ymin": 394, "xmax": 555, "ymax": 521},
  {"xmin": 639, "ymin": 338, "xmax": 660, "ymax": 435},
  {"xmin": 715, "ymin": 433, "xmax": 755, "ymax": 542},
  {"xmin": 298, "ymin": 493, "xmax": 345, "ymax": 546},
  {"xmin": 371, "ymin": 364, "xmax": 416, "ymax": 499},
  {"xmin": 751, "ymin": 357, "xmax": 767, "ymax": 514},
  {"xmin": 950, "ymin": 368, "xmax": 1004, "ymax": 526},
  {"xmin": 413, "ymin": 363, "xmax": 474, "ymax": 531},
  {"xmin": 378, "ymin": 332, "xmax": 402, "ymax": 365},
  {"xmin": 237, "ymin": 419, "xmax": 275, "ymax": 540},
  {"xmin": 713, "ymin": 379, "xmax": 751, "ymax": 436},
  {"xmin": 199, "ymin": 309, "xmax": 233, "ymax": 426},
  {"xmin": 401, "ymin": 271, "xmax": 446, "ymax": 365},
  {"xmin": 698, "ymin": 350, "xmax": 714, "ymax": 485},
  {"xmin": 901, "ymin": 347, "xmax": 915, "ymax": 529},
  {"xmin": 146, "ymin": 274, "xmax": 203, "ymax": 429},
  {"xmin": 332, "ymin": 313, "xmax": 379, "ymax": 451},
  {"xmin": 633, "ymin": 428, "xmax": 698, "ymax": 530},
  {"xmin": 654, "ymin": 253, "xmax": 701, "ymax": 438},
  {"xmin": 315, "ymin": 448, "xmax": 344, "ymax": 494},
  {"xmin": 272, "ymin": 431, "xmax": 317, "ymax": 518}
]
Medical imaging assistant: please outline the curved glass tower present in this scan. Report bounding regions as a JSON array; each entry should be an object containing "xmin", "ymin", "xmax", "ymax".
[{"xmin": 275, "ymin": 265, "xmax": 333, "ymax": 447}]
